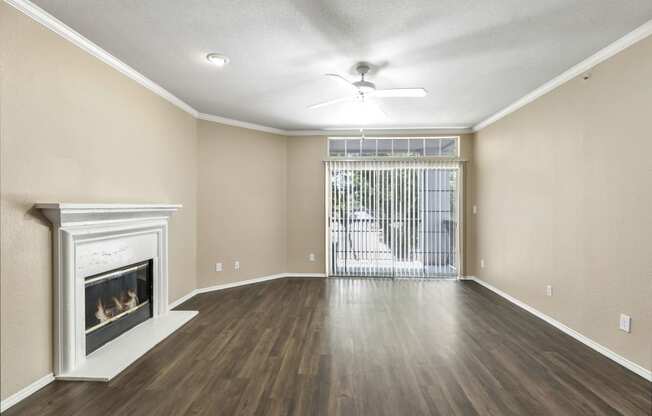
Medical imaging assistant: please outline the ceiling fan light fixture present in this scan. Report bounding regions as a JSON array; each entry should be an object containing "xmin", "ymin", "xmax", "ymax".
[
  {"xmin": 206, "ymin": 53, "xmax": 229, "ymax": 67},
  {"xmin": 353, "ymin": 80, "xmax": 376, "ymax": 94}
]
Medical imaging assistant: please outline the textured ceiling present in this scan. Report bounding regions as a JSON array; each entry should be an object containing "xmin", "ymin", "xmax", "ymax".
[{"xmin": 32, "ymin": 0, "xmax": 652, "ymax": 130}]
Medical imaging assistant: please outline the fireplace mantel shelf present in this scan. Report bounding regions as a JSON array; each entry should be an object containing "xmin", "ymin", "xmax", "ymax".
[
  {"xmin": 35, "ymin": 203, "xmax": 182, "ymax": 226},
  {"xmin": 35, "ymin": 203, "xmax": 182, "ymax": 210}
]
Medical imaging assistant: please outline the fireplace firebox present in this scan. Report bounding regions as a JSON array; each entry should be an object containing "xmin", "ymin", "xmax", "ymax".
[{"xmin": 85, "ymin": 260, "xmax": 153, "ymax": 354}]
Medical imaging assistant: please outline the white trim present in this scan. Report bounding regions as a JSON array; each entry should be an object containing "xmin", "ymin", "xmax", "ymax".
[
  {"xmin": 0, "ymin": 373, "xmax": 55, "ymax": 413},
  {"xmin": 197, "ymin": 115, "xmax": 472, "ymax": 137},
  {"xmin": 473, "ymin": 19, "xmax": 652, "ymax": 132},
  {"xmin": 195, "ymin": 272, "xmax": 327, "ymax": 294},
  {"xmin": 196, "ymin": 273, "xmax": 287, "ymax": 294},
  {"xmin": 325, "ymin": 161, "xmax": 331, "ymax": 276},
  {"xmin": 197, "ymin": 113, "xmax": 287, "ymax": 136},
  {"xmin": 4, "ymin": 0, "xmax": 198, "ymax": 118},
  {"xmin": 169, "ymin": 273, "xmax": 326, "ymax": 309},
  {"xmin": 457, "ymin": 163, "xmax": 464, "ymax": 277},
  {"xmin": 283, "ymin": 273, "xmax": 327, "ymax": 278},
  {"xmin": 465, "ymin": 276, "xmax": 652, "ymax": 381},
  {"xmin": 168, "ymin": 289, "xmax": 199, "ymax": 310},
  {"xmin": 324, "ymin": 126, "xmax": 471, "ymax": 131},
  {"xmin": 288, "ymin": 127, "xmax": 473, "ymax": 136}
]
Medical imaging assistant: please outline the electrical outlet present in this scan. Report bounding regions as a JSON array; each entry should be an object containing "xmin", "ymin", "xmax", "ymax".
[
  {"xmin": 472, "ymin": 205, "xmax": 478, "ymax": 215},
  {"xmin": 234, "ymin": 260, "xmax": 240, "ymax": 271},
  {"xmin": 309, "ymin": 253, "xmax": 315, "ymax": 262},
  {"xmin": 546, "ymin": 285, "xmax": 553, "ymax": 297},
  {"xmin": 215, "ymin": 262, "xmax": 222, "ymax": 272},
  {"xmin": 619, "ymin": 314, "xmax": 631, "ymax": 333},
  {"xmin": 480, "ymin": 259, "xmax": 485, "ymax": 269}
]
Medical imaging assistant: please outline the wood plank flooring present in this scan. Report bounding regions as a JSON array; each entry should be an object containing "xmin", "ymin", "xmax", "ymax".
[{"xmin": 5, "ymin": 278, "xmax": 651, "ymax": 415}]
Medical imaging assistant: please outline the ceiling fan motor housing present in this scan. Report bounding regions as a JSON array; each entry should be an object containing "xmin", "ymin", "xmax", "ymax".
[{"xmin": 354, "ymin": 63, "xmax": 375, "ymax": 92}]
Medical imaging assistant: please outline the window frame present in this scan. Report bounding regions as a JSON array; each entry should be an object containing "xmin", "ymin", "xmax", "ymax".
[{"xmin": 326, "ymin": 136, "xmax": 461, "ymax": 160}]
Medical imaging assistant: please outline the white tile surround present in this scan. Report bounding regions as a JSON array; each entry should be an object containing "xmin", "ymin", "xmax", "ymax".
[{"xmin": 36, "ymin": 203, "xmax": 198, "ymax": 382}]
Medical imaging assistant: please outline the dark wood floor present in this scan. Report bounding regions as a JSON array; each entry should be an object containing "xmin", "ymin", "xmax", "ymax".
[{"xmin": 6, "ymin": 278, "xmax": 651, "ymax": 415}]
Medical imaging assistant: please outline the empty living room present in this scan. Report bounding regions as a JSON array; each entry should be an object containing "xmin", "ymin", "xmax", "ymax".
[{"xmin": 1, "ymin": 0, "xmax": 651, "ymax": 415}]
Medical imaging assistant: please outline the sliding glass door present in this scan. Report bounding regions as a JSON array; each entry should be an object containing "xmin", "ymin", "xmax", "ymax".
[{"xmin": 326, "ymin": 160, "xmax": 461, "ymax": 278}]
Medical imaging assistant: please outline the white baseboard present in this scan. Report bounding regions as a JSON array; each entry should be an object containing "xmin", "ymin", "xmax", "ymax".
[
  {"xmin": 196, "ymin": 273, "xmax": 287, "ymax": 295},
  {"xmin": 284, "ymin": 273, "xmax": 327, "ymax": 278},
  {"xmin": 464, "ymin": 276, "xmax": 652, "ymax": 382},
  {"xmin": 169, "ymin": 272, "xmax": 326, "ymax": 309},
  {"xmin": 168, "ymin": 289, "xmax": 200, "ymax": 310},
  {"xmin": 1, "ymin": 373, "xmax": 54, "ymax": 412}
]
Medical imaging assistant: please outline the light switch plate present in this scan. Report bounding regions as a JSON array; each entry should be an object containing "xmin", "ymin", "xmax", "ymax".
[
  {"xmin": 480, "ymin": 259, "xmax": 485, "ymax": 269},
  {"xmin": 619, "ymin": 314, "xmax": 631, "ymax": 333},
  {"xmin": 472, "ymin": 205, "xmax": 478, "ymax": 215}
]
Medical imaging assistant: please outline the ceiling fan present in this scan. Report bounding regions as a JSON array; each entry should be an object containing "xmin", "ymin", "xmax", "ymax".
[{"xmin": 308, "ymin": 63, "xmax": 428, "ymax": 110}]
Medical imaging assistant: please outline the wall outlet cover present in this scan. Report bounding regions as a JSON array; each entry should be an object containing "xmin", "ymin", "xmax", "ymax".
[
  {"xmin": 480, "ymin": 259, "xmax": 485, "ymax": 268},
  {"xmin": 309, "ymin": 253, "xmax": 315, "ymax": 262},
  {"xmin": 234, "ymin": 261, "xmax": 240, "ymax": 270},
  {"xmin": 215, "ymin": 262, "xmax": 222, "ymax": 272},
  {"xmin": 546, "ymin": 285, "xmax": 553, "ymax": 297}
]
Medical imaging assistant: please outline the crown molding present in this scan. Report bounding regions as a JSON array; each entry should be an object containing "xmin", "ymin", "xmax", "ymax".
[
  {"xmin": 197, "ymin": 113, "xmax": 287, "ymax": 135},
  {"xmin": 473, "ymin": 18, "xmax": 652, "ymax": 132},
  {"xmin": 309, "ymin": 126, "xmax": 473, "ymax": 136},
  {"xmin": 197, "ymin": 116, "xmax": 473, "ymax": 137}
]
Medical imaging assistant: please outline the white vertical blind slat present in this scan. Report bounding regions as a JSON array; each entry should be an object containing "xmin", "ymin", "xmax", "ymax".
[{"xmin": 326, "ymin": 160, "xmax": 461, "ymax": 278}]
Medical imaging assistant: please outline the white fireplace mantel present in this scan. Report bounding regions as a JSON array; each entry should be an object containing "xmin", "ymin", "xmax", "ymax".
[
  {"xmin": 37, "ymin": 203, "xmax": 183, "ymax": 225},
  {"xmin": 36, "ymin": 203, "xmax": 197, "ymax": 381}
]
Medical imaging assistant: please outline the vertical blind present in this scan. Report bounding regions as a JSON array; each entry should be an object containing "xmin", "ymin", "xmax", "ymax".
[{"xmin": 326, "ymin": 160, "xmax": 461, "ymax": 278}]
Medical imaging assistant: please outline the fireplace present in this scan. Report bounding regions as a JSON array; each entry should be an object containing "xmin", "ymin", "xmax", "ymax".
[
  {"xmin": 36, "ymin": 203, "xmax": 197, "ymax": 381},
  {"xmin": 85, "ymin": 260, "xmax": 153, "ymax": 354}
]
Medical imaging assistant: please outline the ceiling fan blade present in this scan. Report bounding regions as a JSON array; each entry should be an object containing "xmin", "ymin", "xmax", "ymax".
[
  {"xmin": 372, "ymin": 88, "xmax": 428, "ymax": 98},
  {"xmin": 307, "ymin": 96, "xmax": 354, "ymax": 109},
  {"xmin": 366, "ymin": 100, "xmax": 389, "ymax": 119},
  {"xmin": 325, "ymin": 73, "xmax": 358, "ymax": 90}
]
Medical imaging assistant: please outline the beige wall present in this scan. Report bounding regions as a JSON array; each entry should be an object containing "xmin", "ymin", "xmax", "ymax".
[
  {"xmin": 287, "ymin": 136, "xmax": 327, "ymax": 273},
  {"xmin": 196, "ymin": 121, "xmax": 287, "ymax": 287},
  {"xmin": 472, "ymin": 36, "xmax": 652, "ymax": 370},
  {"xmin": 0, "ymin": 3, "xmax": 198, "ymax": 400}
]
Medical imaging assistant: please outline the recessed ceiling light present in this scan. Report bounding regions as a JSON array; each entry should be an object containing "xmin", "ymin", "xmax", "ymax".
[{"xmin": 206, "ymin": 53, "xmax": 229, "ymax": 67}]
